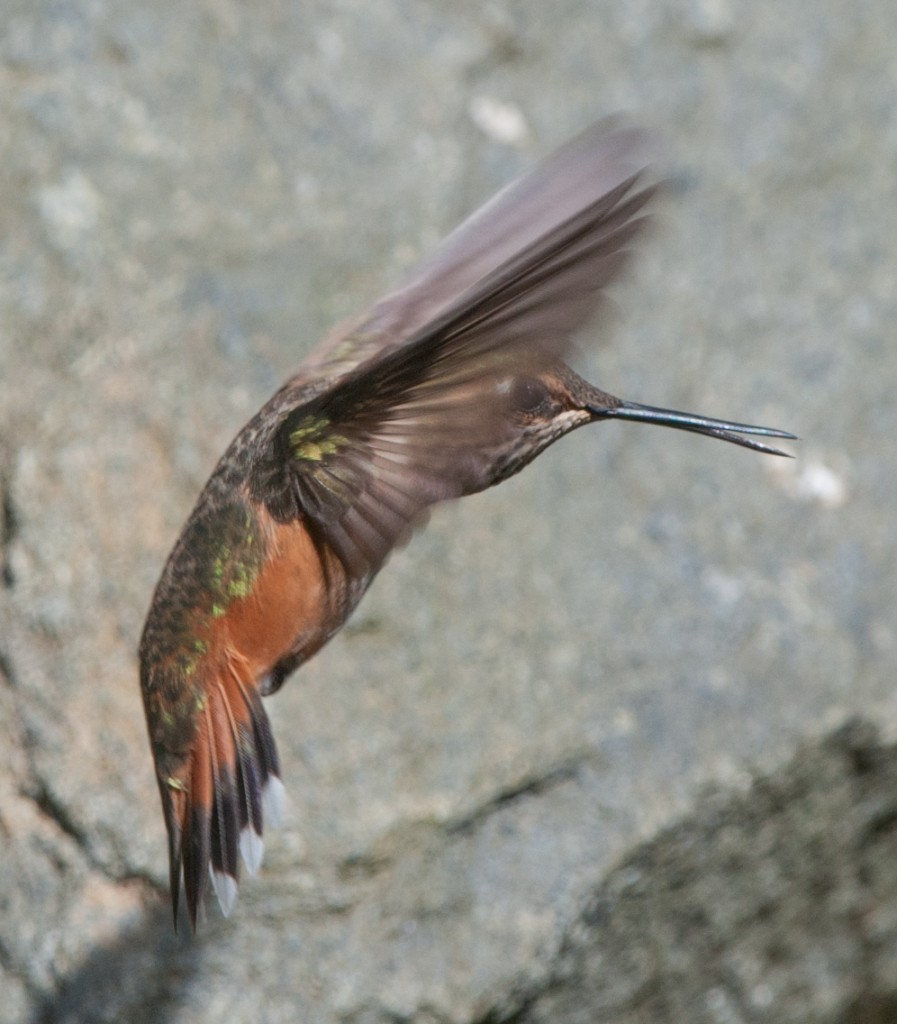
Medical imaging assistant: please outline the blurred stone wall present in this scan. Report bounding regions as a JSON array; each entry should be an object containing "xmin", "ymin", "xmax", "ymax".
[{"xmin": 1, "ymin": 1, "xmax": 895, "ymax": 1021}]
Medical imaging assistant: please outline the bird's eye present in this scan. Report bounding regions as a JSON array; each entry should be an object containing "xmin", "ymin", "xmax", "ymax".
[{"xmin": 509, "ymin": 376, "xmax": 550, "ymax": 414}]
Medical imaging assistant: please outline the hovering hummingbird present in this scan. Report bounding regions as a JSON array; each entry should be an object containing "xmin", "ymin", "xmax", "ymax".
[{"xmin": 139, "ymin": 120, "xmax": 794, "ymax": 929}]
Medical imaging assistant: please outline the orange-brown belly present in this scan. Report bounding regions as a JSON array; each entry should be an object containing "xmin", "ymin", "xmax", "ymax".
[{"xmin": 215, "ymin": 517, "xmax": 336, "ymax": 680}]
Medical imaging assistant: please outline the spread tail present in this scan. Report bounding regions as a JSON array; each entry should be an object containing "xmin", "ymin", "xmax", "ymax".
[{"xmin": 159, "ymin": 658, "xmax": 284, "ymax": 930}]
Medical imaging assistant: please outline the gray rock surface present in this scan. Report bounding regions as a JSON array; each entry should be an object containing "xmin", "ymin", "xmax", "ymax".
[{"xmin": 1, "ymin": 1, "xmax": 894, "ymax": 1021}]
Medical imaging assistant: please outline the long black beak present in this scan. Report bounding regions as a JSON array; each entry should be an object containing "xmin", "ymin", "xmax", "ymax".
[{"xmin": 589, "ymin": 400, "xmax": 797, "ymax": 457}]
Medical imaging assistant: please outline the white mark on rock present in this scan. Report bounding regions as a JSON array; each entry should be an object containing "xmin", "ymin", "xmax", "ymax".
[
  {"xmin": 37, "ymin": 169, "xmax": 100, "ymax": 252},
  {"xmin": 769, "ymin": 455, "xmax": 847, "ymax": 508},
  {"xmin": 468, "ymin": 96, "xmax": 529, "ymax": 146}
]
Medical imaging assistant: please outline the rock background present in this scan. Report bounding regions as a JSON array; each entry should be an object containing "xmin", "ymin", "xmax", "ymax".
[{"xmin": 1, "ymin": 1, "xmax": 895, "ymax": 1021}]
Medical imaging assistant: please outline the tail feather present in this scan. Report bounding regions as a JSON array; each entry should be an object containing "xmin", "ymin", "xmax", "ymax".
[
  {"xmin": 207, "ymin": 689, "xmax": 240, "ymax": 916},
  {"xmin": 163, "ymin": 660, "xmax": 282, "ymax": 930},
  {"xmin": 181, "ymin": 735, "xmax": 213, "ymax": 929}
]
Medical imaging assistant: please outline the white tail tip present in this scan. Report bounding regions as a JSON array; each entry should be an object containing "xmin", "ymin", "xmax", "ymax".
[
  {"xmin": 210, "ymin": 867, "xmax": 239, "ymax": 918},
  {"xmin": 239, "ymin": 826, "xmax": 264, "ymax": 876},
  {"xmin": 262, "ymin": 775, "xmax": 287, "ymax": 829}
]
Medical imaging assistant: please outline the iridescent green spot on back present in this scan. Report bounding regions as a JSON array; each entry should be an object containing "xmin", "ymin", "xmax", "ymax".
[
  {"xmin": 180, "ymin": 498, "xmax": 269, "ymax": 630},
  {"xmin": 212, "ymin": 550, "xmax": 230, "ymax": 584},
  {"xmin": 180, "ymin": 637, "xmax": 209, "ymax": 678},
  {"xmin": 226, "ymin": 574, "xmax": 252, "ymax": 599}
]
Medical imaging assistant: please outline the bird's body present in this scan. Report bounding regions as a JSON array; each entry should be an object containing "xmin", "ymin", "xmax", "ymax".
[{"xmin": 139, "ymin": 121, "xmax": 794, "ymax": 928}]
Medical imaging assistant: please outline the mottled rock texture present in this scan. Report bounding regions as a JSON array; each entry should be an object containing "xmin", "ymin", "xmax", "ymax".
[{"xmin": 1, "ymin": 1, "xmax": 893, "ymax": 1021}]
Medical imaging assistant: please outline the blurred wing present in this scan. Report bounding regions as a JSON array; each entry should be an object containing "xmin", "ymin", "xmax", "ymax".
[
  {"xmin": 301, "ymin": 118, "xmax": 657, "ymax": 379},
  {"xmin": 251, "ymin": 127, "xmax": 657, "ymax": 583}
]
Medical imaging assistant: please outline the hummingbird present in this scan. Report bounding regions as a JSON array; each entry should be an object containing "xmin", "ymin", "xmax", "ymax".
[{"xmin": 139, "ymin": 120, "xmax": 795, "ymax": 929}]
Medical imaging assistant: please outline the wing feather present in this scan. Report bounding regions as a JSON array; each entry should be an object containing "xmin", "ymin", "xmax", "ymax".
[
  {"xmin": 252, "ymin": 125, "xmax": 658, "ymax": 586},
  {"xmin": 302, "ymin": 120, "xmax": 655, "ymax": 377}
]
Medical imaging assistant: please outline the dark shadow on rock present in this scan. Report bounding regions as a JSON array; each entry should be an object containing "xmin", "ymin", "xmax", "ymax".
[
  {"xmin": 482, "ymin": 721, "xmax": 897, "ymax": 1024},
  {"xmin": 28, "ymin": 721, "xmax": 897, "ymax": 1024},
  {"xmin": 31, "ymin": 902, "xmax": 200, "ymax": 1024},
  {"xmin": 843, "ymin": 993, "xmax": 897, "ymax": 1024}
]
